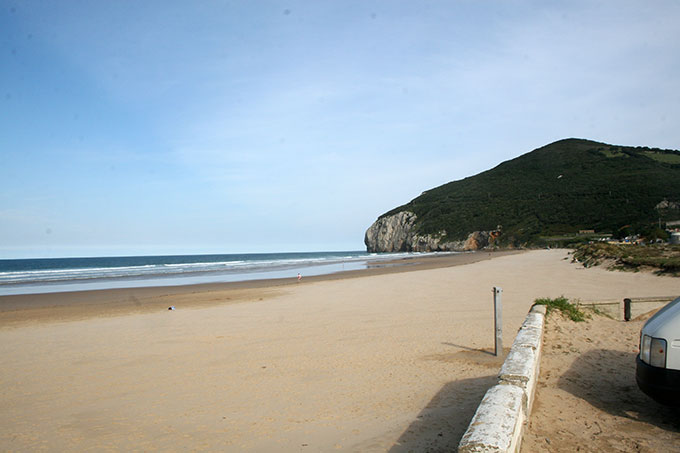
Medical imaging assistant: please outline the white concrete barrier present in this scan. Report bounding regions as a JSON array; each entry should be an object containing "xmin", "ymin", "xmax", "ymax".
[
  {"xmin": 458, "ymin": 385, "xmax": 525, "ymax": 453},
  {"xmin": 458, "ymin": 304, "xmax": 546, "ymax": 453}
]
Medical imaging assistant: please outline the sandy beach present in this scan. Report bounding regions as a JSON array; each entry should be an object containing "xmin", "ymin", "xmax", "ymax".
[
  {"xmin": 1, "ymin": 249, "xmax": 679, "ymax": 451},
  {"xmin": 523, "ymin": 308, "xmax": 680, "ymax": 452}
]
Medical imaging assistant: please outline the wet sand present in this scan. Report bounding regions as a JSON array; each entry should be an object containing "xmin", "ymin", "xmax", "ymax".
[
  {"xmin": 0, "ymin": 250, "xmax": 521, "ymax": 327},
  {"xmin": 1, "ymin": 249, "xmax": 678, "ymax": 451}
]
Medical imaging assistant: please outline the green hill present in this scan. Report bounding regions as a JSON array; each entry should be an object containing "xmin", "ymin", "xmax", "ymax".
[{"xmin": 379, "ymin": 138, "xmax": 680, "ymax": 247}]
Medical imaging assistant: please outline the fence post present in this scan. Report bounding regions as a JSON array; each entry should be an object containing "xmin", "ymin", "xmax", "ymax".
[
  {"xmin": 494, "ymin": 287, "xmax": 503, "ymax": 356},
  {"xmin": 624, "ymin": 298, "xmax": 632, "ymax": 322}
]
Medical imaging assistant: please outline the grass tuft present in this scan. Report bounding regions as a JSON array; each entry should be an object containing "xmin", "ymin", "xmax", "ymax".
[{"xmin": 534, "ymin": 296, "xmax": 589, "ymax": 322}]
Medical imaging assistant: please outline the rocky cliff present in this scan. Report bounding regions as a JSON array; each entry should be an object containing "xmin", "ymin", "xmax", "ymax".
[{"xmin": 364, "ymin": 211, "xmax": 497, "ymax": 252}]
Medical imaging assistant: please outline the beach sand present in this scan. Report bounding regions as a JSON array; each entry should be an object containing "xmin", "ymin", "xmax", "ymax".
[
  {"xmin": 522, "ymin": 309, "xmax": 680, "ymax": 452},
  {"xmin": 1, "ymin": 249, "xmax": 678, "ymax": 451}
]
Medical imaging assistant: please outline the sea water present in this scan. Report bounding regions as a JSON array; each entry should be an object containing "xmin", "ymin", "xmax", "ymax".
[{"xmin": 0, "ymin": 251, "xmax": 446, "ymax": 296}]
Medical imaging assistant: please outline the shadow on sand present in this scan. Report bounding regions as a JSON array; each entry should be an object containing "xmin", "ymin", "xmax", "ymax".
[
  {"xmin": 388, "ymin": 374, "xmax": 497, "ymax": 452},
  {"xmin": 385, "ymin": 340, "xmax": 517, "ymax": 452},
  {"xmin": 388, "ymin": 344, "xmax": 510, "ymax": 452},
  {"xmin": 440, "ymin": 342, "xmax": 498, "ymax": 356},
  {"xmin": 558, "ymin": 349, "xmax": 680, "ymax": 432}
]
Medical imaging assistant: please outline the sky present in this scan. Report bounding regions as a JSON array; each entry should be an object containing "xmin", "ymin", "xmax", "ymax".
[{"xmin": 1, "ymin": 1, "xmax": 680, "ymax": 258}]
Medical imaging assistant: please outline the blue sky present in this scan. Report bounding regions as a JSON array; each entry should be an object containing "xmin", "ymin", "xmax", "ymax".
[{"xmin": 2, "ymin": 1, "xmax": 680, "ymax": 258}]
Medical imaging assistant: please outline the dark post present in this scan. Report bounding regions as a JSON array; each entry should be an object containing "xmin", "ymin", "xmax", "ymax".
[
  {"xmin": 493, "ymin": 287, "xmax": 503, "ymax": 356},
  {"xmin": 624, "ymin": 298, "xmax": 632, "ymax": 322}
]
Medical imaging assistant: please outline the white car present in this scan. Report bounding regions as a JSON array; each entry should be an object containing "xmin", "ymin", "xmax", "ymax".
[{"xmin": 636, "ymin": 296, "xmax": 680, "ymax": 406}]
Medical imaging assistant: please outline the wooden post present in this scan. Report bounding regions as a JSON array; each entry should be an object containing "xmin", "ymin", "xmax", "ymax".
[
  {"xmin": 494, "ymin": 287, "xmax": 503, "ymax": 356},
  {"xmin": 624, "ymin": 298, "xmax": 632, "ymax": 322}
]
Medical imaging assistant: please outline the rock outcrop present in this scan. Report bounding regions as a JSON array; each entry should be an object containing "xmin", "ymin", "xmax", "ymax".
[
  {"xmin": 364, "ymin": 211, "xmax": 497, "ymax": 252},
  {"xmin": 656, "ymin": 199, "xmax": 680, "ymax": 211}
]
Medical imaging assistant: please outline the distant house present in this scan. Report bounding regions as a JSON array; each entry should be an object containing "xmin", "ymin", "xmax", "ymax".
[
  {"xmin": 671, "ymin": 232, "xmax": 680, "ymax": 245},
  {"xmin": 579, "ymin": 229, "xmax": 595, "ymax": 234}
]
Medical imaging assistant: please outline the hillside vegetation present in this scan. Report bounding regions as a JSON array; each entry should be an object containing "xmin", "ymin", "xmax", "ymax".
[{"xmin": 382, "ymin": 139, "xmax": 680, "ymax": 246}]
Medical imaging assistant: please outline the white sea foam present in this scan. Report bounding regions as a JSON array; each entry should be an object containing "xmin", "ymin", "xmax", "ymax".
[{"xmin": 0, "ymin": 251, "xmax": 456, "ymax": 295}]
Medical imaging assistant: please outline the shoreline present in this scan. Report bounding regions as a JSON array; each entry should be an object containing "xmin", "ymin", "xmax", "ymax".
[{"xmin": 0, "ymin": 249, "xmax": 523, "ymax": 326}]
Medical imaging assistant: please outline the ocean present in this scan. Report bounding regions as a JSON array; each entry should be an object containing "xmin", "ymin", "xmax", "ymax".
[{"xmin": 0, "ymin": 251, "xmax": 444, "ymax": 296}]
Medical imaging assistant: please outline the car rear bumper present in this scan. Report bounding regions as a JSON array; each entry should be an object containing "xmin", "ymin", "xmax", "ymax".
[{"xmin": 636, "ymin": 354, "xmax": 680, "ymax": 406}]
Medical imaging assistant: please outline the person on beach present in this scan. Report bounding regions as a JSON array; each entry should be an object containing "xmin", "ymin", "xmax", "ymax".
[{"xmin": 297, "ymin": 273, "xmax": 302, "ymax": 282}]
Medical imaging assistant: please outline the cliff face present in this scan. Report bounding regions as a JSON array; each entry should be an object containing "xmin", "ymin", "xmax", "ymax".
[{"xmin": 364, "ymin": 211, "xmax": 496, "ymax": 252}]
